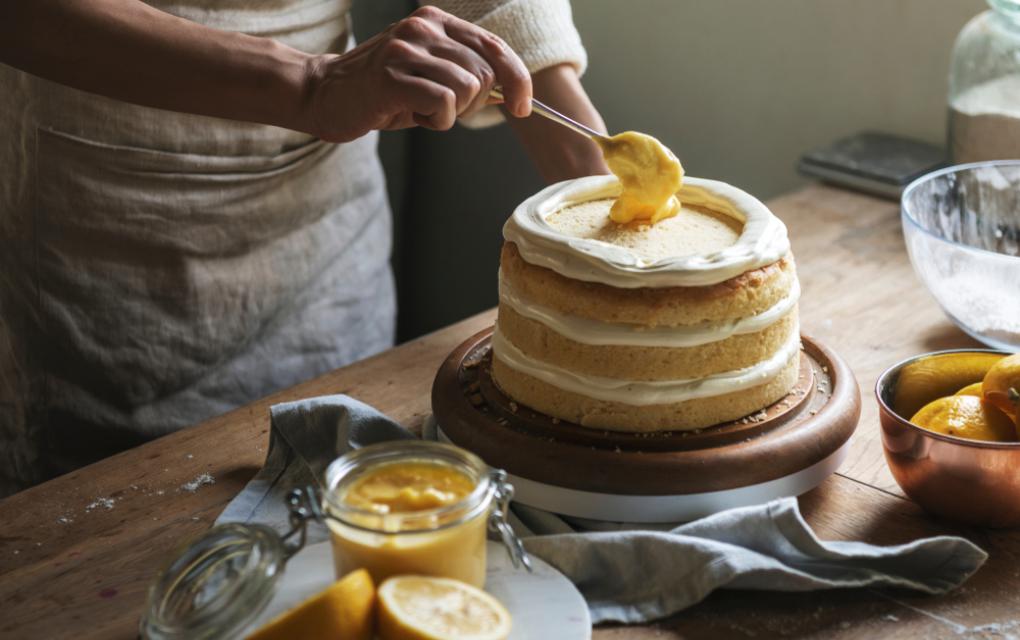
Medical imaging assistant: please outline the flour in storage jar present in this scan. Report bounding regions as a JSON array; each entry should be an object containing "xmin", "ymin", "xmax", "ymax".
[{"xmin": 950, "ymin": 74, "xmax": 1020, "ymax": 163}]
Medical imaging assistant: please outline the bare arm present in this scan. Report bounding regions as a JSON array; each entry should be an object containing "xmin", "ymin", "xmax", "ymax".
[
  {"xmin": 0, "ymin": 2, "xmax": 532, "ymax": 142},
  {"xmin": 1, "ymin": 0, "xmax": 316, "ymax": 133},
  {"xmin": 1, "ymin": 1, "xmax": 603, "ymax": 180},
  {"xmin": 504, "ymin": 64, "xmax": 610, "ymax": 183}
]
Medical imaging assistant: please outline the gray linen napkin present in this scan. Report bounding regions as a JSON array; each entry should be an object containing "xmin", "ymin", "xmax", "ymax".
[
  {"xmin": 217, "ymin": 394, "xmax": 413, "ymax": 538},
  {"xmin": 218, "ymin": 394, "xmax": 987, "ymax": 624}
]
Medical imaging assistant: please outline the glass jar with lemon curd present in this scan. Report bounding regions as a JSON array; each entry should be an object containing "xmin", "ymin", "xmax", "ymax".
[
  {"xmin": 323, "ymin": 441, "xmax": 521, "ymax": 588},
  {"xmin": 139, "ymin": 441, "xmax": 526, "ymax": 639}
]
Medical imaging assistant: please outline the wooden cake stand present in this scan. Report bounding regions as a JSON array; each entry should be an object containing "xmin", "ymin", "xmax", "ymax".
[{"xmin": 432, "ymin": 327, "xmax": 861, "ymax": 523}]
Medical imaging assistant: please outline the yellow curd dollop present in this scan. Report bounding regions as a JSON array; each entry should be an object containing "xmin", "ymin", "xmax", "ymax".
[
  {"xmin": 342, "ymin": 462, "xmax": 475, "ymax": 515},
  {"xmin": 597, "ymin": 131, "xmax": 684, "ymax": 225}
]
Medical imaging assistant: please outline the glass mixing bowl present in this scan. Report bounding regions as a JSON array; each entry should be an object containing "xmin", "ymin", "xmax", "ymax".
[{"xmin": 901, "ymin": 161, "xmax": 1020, "ymax": 350}]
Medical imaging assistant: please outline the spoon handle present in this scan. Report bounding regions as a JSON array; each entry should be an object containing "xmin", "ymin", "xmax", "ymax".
[{"xmin": 489, "ymin": 88, "xmax": 609, "ymax": 142}]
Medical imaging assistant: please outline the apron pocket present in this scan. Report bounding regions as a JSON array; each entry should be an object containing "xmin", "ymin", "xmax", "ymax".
[{"xmin": 36, "ymin": 126, "xmax": 350, "ymax": 254}]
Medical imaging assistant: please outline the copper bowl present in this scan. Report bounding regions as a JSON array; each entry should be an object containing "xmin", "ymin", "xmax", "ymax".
[{"xmin": 877, "ymin": 349, "xmax": 1020, "ymax": 528}]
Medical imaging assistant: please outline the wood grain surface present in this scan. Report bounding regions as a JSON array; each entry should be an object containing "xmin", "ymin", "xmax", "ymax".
[{"xmin": 1, "ymin": 185, "xmax": 1014, "ymax": 640}]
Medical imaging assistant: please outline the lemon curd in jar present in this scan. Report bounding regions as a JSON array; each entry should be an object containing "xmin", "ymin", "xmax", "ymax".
[
  {"xmin": 342, "ymin": 462, "xmax": 474, "ymax": 513},
  {"xmin": 323, "ymin": 443, "xmax": 493, "ymax": 588}
]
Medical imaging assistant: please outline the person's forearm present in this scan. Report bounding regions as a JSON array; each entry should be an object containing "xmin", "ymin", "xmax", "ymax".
[
  {"xmin": 504, "ymin": 64, "xmax": 609, "ymax": 183},
  {"xmin": 0, "ymin": 0, "xmax": 315, "ymax": 133}
]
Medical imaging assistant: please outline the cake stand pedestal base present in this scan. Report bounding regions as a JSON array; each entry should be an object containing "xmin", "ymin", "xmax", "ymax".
[{"xmin": 432, "ymin": 327, "xmax": 861, "ymax": 523}]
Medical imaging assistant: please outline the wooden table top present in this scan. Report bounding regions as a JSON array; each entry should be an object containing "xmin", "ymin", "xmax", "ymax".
[{"xmin": 1, "ymin": 184, "xmax": 1016, "ymax": 640}]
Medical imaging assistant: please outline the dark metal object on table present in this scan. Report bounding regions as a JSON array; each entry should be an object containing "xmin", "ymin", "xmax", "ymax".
[{"xmin": 798, "ymin": 131, "xmax": 946, "ymax": 200}]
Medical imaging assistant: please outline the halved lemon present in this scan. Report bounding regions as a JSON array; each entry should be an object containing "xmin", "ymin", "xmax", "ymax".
[
  {"xmin": 377, "ymin": 575, "xmax": 512, "ymax": 640},
  {"xmin": 246, "ymin": 568, "xmax": 375, "ymax": 640}
]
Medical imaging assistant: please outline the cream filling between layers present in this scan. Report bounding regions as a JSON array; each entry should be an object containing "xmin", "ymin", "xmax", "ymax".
[
  {"xmin": 491, "ymin": 324, "xmax": 801, "ymax": 407},
  {"xmin": 503, "ymin": 174, "xmax": 790, "ymax": 289},
  {"xmin": 498, "ymin": 272, "xmax": 800, "ymax": 348}
]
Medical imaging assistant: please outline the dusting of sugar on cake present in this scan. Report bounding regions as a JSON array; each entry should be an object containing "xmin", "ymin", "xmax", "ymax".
[{"xmin": 545, "ymin": 198, "xmax": 742, "ymax": 262}]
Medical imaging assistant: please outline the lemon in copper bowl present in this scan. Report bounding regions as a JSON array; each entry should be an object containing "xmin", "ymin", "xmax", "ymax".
[{"xmin": 876, "ymin": 349, "xmax": 1020, "ymax": 528}]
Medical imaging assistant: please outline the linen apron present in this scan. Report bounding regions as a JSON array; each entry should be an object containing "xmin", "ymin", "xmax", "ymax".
[{"xmin": 0, "ymin": 0, "xmax": 395, "ymax": 495}]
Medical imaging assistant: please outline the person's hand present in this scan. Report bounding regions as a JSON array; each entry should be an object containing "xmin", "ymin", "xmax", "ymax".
[{"xmin": 303, "ymin": 6, "xmax": 532, "ymax": 143}]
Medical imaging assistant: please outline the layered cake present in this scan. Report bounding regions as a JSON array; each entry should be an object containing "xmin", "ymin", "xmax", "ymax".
[{"xmin": 491, "ymin": 174, "xmax": 800, "ymax": 432}]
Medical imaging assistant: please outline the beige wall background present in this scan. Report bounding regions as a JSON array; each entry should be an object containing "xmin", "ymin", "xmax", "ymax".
[
  {"xmin": 574, "ymin": 0, "xmax": 984, "ymax": 198},
  {"xmin": 353, "ymin": 1, "xmax": 988, "ymax": 339}
]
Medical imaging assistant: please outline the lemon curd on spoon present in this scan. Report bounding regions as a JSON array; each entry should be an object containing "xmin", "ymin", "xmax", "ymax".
[{"xmin": 597, "ymin": 131, "xmax": 684, "ymax": 225}]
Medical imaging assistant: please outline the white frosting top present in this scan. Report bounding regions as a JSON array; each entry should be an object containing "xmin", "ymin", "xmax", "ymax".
[
  {"xmin": 503, "ymin": 175, "xmax": 790, "ymax": 288},
  {"xmin": 499, "ymin": 272, "xmax": 800, "ymax": 348},
  {"xmin": 491, "ymin": 324, "xmax": 801, "ymax": 406}
]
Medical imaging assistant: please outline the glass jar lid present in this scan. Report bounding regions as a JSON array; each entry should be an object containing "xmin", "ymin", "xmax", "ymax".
[
  {"xmin": 140, "ymin": 523, "xmax": 286, "ymax": 640},
  {"xmin": 990, "ymin": 0, "xmax": 1020, "ymax": 23}
]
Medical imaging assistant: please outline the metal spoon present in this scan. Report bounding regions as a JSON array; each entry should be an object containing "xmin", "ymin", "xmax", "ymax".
[{"xmin": 489, "ymin": 87, "xmax": 610, "ymax": 143}]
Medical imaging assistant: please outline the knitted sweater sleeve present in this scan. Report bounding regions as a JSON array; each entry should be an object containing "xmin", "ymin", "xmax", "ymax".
[{"xmin": 420, "ymin": 0, "xmax": 587, "ymax": 127}]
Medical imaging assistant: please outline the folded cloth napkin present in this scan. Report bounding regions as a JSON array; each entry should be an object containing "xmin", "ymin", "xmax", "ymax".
[
  {"xmin": 218, "ymin": 394, "xmax": 987, "ymax": 625},
  {"xmin": 216, "ymin": 395, "xmax": 413, "ymax": 535}
]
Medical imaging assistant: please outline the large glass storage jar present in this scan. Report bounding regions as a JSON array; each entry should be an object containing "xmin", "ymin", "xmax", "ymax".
[{"xmin": 949, "ymin": 0, "xmax": 1020, "ymax": 162}]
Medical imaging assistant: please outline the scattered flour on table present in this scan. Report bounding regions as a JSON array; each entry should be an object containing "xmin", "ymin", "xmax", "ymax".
[
  {"xmin": 959, "ymin": 620, "xmax": 1020, "ymax": 639},
  {"xmin": 181, "ymin": 473, "xmax": 215, "ymax": 493},
  {"xmin": 85, "ymin": 497, "xmax": 116, "ymax": 512},
  {"xmin": 967, "ymin": 620, "xmax": 1020, "ymax": 634}
]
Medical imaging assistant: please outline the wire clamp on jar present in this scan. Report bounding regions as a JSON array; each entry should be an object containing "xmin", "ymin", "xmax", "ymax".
[
  {"xmin": 282, "ymin": 486, "xmax": 324, "ymax": 559},
  {"xmin": 488, "ymin": 469, "xmax": 533, "ymax": 572}
]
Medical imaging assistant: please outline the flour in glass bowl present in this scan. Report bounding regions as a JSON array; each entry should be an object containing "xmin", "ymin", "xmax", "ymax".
[
  {"xmin": 950, "ymin": 74, "xmax": 1020, "ymax": 163},
  {"xmin": 936, "ymin": 271, "xmax": 1020, "ymax": 340}
]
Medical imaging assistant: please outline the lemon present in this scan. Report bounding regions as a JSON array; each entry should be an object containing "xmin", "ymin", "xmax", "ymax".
[
  {"xmin": 377, "ymin": 575, "xmax": 512, "ymax": 640},
  {"xmin": 910, "ymin": 395, "xmax": 1016, "ymax": 442},
  {"xmin": 955, "ymin": 382, "xmax": 985, "ymax": 396},
  {"xmin": 246, "ymin": 568, "xmax": 375, "ymax": 640},
  {"xmin": 982, "ymin": 353, "xmax": 1020, "ymax": 422},
  {"xmin": 892, "ymin": 352, "xmax": 1005, "ymax": 418}
]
